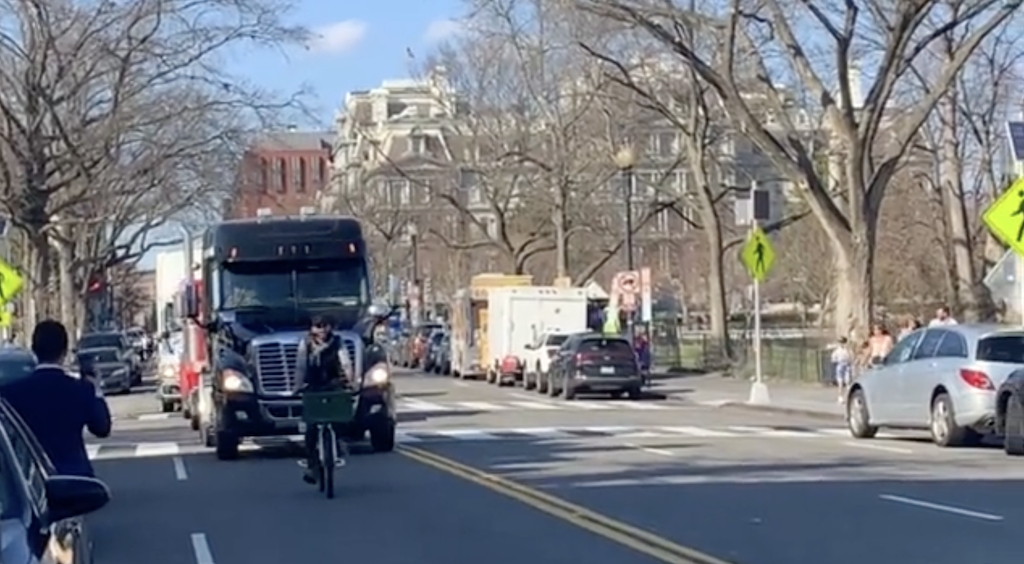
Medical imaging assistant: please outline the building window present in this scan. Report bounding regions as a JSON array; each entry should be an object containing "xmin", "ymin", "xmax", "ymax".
[
  {"xmin": 318, "ymin": 158, "xmax": 327, "ymax": 187},
  {"xmin": 411, "ymin": 134, "xmax": 424, "ymax": 154},
  {"xmin": 658, "ymin": 245, "xmax": 671, "ymax": 272},
  {"xmin": 419, "ymin": 178, "xmax": 433, "ymax": 204},
  {"xmin": 292, "ymin": 157, "xmax": 304, "ymax": 192},
  {"xmin": 656, "ymin": 209, "xmax": 670, "ymax": 234},
  {"xmin": 271, "ymin": 158, "xmax": 283, "ymax": 191}
]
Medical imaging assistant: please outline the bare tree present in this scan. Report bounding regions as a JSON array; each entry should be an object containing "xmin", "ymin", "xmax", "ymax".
[
  {"xmin": 0, "ymin": 0, "xmax": 309, "ymax": 328},
  {"xmin": 579, "ymin": 0, "xmax": 1020, "ymax": 337}
]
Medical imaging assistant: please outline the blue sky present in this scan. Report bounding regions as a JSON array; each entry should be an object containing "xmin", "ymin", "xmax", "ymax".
[{"xmin": 254, "ymin": 0, "xmax": 464, "ymax": 124}]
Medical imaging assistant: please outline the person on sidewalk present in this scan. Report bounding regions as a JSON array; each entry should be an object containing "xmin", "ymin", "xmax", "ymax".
[
  {"xmin": 897, "ymin": 316, "xmax": 922, "ymax": 341},
  {"xmin": 928, "ymin": 306, "xmax": 957, "ymax": 327},
  {"xmin": 830, "ymin": 336, "xmax": 853, "ymax": 404},
  {"xmin": 1, "ymin": 320, "xmax": 111, "ymax": 477},
  {"xmin": 634, "ymin": 330, "xmax": 652, "ymax": 387},
  {"xmin": 867, "ymin": 324, "xmax": 894, "ymax": 365}
]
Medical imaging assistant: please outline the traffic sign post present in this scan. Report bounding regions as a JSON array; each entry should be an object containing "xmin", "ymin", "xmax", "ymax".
[{"xmin": 740, "ymin": 225, "xmax": 776, "ymax": 405}]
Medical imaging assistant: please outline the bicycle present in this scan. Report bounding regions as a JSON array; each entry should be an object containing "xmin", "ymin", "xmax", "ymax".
[{"xmin": 299, "ymin": 386, "xmax": 355, "ymax": 499}]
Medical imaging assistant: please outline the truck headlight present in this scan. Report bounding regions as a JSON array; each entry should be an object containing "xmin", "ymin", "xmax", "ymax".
[
  {"xmin": 366, "ymin": 363, "xmax": 389, "ymax": 384},
  {"xmin": 222, "ymin": 369, "xmax": 253, "ymax": 393},
  {"xmin": 160, "ymin": 364, "xmax": 177, "ymax": 379}
]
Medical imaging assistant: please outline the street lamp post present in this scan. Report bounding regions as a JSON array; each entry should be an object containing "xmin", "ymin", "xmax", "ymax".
[
  {"xmin": 407, "ymin": 223, "xmax": 421, "ymax": 323},
  {"xmin": 613, "ymin": 146, "xmax": 637, "ymax": 341}
]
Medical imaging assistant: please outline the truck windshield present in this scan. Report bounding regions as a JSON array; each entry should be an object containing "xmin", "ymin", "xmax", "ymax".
[{"xmin": 221, "ymin": 259, "xmax": 369, "ymax": 309}]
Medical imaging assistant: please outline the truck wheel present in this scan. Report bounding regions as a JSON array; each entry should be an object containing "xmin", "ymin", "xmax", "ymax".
[
  {"xmin": 161, "ymin": 400, "xmax": 175, "ymax": 413},
  {"xmin": 215, "ymin": 431, "xmax": 240, "ymax": 460},
  {"xmin": 370, "ymin": 422, "xmax": 396, "ymax": 452},
  {"xmin": 190, "ymin": 413, "xmax": 200, "ymax": 431}
]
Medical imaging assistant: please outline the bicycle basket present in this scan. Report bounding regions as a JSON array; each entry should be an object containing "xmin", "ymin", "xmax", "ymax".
[{"xmin": 302, "ymin": 390, "xmax": 355, "ymax": 424}]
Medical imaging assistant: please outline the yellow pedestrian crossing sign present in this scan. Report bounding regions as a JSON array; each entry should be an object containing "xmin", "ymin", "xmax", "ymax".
[
  {"xmin": 0, "ymin": 258, "xmax": 23, "ymax": 306},
  {"xmin": 741, "ymin": 226, "xmax": 775, "ymax": 282},
  {"xmin": 983, "ymin": 177, "xmax": 1024, "ymax": 257},
  {"xmin": 0, "ymin": 310, "xmax": 11, "ymax": 327}
]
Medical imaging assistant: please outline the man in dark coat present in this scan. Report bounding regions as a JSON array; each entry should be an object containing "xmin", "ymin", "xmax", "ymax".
[{"xmin": 2, "ymin": 320, "xmax": 111, "ymax": 477}]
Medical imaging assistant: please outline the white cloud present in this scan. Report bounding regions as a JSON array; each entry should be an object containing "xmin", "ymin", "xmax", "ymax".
[
  {"xmin": 309, "ymin": 20, "xmax": 367, "ymax": 54},
  {"xmin": 423, "ymin": 19, "xmax": 461, "ymax": 43}
]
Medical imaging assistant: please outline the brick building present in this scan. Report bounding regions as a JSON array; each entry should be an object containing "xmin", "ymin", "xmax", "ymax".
[{"xmin": 226, "ymin": 130, "xmax": 336, "ymax": 218}]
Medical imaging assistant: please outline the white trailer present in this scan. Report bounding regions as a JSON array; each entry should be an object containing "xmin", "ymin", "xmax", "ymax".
[{"xmin": 485, "ymin": 286, "xmax": 588, "ymax": 386}]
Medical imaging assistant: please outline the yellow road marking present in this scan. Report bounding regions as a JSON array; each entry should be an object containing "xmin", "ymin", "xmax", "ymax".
[{"xmin": 398, "ymin": 446, "xmax": 735, "ymax": 564}]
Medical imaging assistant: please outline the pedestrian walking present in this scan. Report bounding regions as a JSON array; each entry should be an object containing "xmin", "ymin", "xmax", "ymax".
[
  {"xmin": 867, "ymin": 324, "xmax": 895, "ymax": 365},
  {"xmin": 928, "ymin": 306, "xmax": 957, "ymax": 327},
  {"xmin": 830, "ymin": 336, "xmax": 853, "ymax": 403},
  {"xmin": 0, "ymin": 319, "xmax": 111, "ymax": 477}
]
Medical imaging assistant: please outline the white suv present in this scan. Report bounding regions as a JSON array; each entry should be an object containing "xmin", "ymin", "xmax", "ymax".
[{"xmin": 522, "ymin": 331, "xmax": 571, "ymax": 392}]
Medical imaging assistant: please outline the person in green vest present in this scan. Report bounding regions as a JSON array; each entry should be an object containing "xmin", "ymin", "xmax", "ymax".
[{"xmin": 602, "ymin": 302, "xmax": 621, "ymax": 335}]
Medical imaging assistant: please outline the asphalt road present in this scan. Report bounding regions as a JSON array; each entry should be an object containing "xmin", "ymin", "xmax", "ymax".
[{"xmin": 85, "ymin": 368, "xmax": 1024, "ymax": 564}]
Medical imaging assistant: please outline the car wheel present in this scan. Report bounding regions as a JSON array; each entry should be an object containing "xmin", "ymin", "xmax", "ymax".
[
  {"xmin": 846, "ymin": 388, "xmax": 878, "ymax": 439},
  {"xmin": 215, "ymin": 430, "xmax": 240, "ymax": 460},
  {"xmin": 370, "ymin": 421, "xmax": 396, "ymax": 453},
  {"xmin": 561, "ymin": 378, "xmax": 576, "ymax": 400},
  {"xmin": 930, "ymin": 392, "xmax": 978, "ymax": 447},
  {"xmin": 536, "ymin": 372, "xmax": 548, "ymax": 394},
  {"xmin": 1005, "ymin": 396, "xmax": 1024, "ymax": 456},
  {"xmin": 626, "ymin": 387, "xmax": 642, "ymax": 400},
  {"xmin": 201, "ymin": 423, "xmax": 215, "ymax": 447}
]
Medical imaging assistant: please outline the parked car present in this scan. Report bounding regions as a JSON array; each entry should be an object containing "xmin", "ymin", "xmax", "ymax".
[
  {"xmin": 545, "ymin": 333, "xmax": 643, "ymax": 400},
  {"xmin": 847, "ymin": 324, "xmax": 1024, "ymax": 447},
  {"xmin": 76, "ymin": 332, "xmax": 140, "ymax": 386},
  {"xmin": 0, "ymin": 398, "xmax": 111, "ymax": 564},
  {"xmin": 0, "ymin": 348, "xmax": 36, "ymax": 387},
  {"xmin": 522, "ymin": 330, "xmax": 571, "ymax": 392},
  {"xmin": 405, "ymin": 323, "xmax": 443, "ymax": 369},
  {"xmin": 75, "ymin": 348, "xmax": 132, "ymax": 395},
  {"xmin": 388, "ymin": 329, "xmax": 411, "ymax": 367},
  {"xmin": 423, "ymin": 330, "xmax": 448, "ymax": 373}
]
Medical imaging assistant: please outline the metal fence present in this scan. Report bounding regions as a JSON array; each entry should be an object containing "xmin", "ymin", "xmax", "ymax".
[{"xmin": 649, "ymin": 320, "xmax": 832, "ymax": 382}]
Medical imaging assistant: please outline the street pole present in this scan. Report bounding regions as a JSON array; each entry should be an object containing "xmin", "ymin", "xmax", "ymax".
[
  {"xmin": 623, "ymin": 166, "xmax": 635, "ymax": 342},
  {"xmin": 748, "ymin": 204, "xmax": 770, "ymax": 405},
  {"xmin": 409, "ymin": 224, "xmax": 421, "ymax": 324}
]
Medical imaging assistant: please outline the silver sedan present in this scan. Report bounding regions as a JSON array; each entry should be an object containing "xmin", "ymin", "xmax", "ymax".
[{"xmin": 847, "ymin": 324, "xmax": 1024, "ymax": 447}]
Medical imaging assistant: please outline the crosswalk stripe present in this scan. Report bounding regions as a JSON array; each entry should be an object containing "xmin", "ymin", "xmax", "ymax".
[
  {"xmin": 456, "ymin": 401, "xmax": 509, "ymax": 411},
  {"xmin": 607, "ymin": 401, "xmax": 662, "ymax": 410},
  {"xmin": 727, "ymin": 425, "xmax": 816, "ymax": 438},
  {"xmin": 135, "ymin": 442, "xmax": 180, "ymax": 457},
  {"xmin": 508, "ymin": 427, "xmax": 574, "ymax": 438},
  {"xmin": 429, "ymin": 429, "xmax": 500, "ymax": 440},
  {"xmin": 564, "ymin": 401, "xmax": 613, "ymax": 410},
  {"xmin": 507, "ymin": 401, "xmax": 560, "ymax": 410},
  {"xmin": 395, "ymin": 431, "xmax": 423, "ymax": 443},
  {"xmin": 86, "ymin": 444, "xmax": 101, "ymax": 460},
  {"xmin": 659, "ymin": 426, "xmax": 738, "ymax": 437},
  {"xmin": 398, "ymin": 399, "xmax": 448, "ymax": 412}
]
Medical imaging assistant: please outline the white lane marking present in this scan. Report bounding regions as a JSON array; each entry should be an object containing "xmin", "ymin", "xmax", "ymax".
[
  {"xmin": 86, "ymin": 444, "xmax": 101, "ymax": 460},
  {"xmin": 513, "ymin": 427, "xmax": 573, "ymax": 439},
  {"xmin": 395, "ymin": 431, "xmax": 423, "ymax": 443},
  {"xmin": 508, "ymin": 401, "xmax": 560, "ymax": 410},
  {"xmin": 190, "ymin": 533, "xmax": 216, "ymax": 564},
  {"xmin": 135, "ymin": 442, "xmax": 181, "ymax": 458},
  {"xmin": 879, "ymin": 494, "xmax": 1003, "ymax": 521},
  {"xmin": 608, "ymin": 401, "xmax": 663, "ymax": 410},
  {"xmin": 430, "ymin": 429, "xmax": 499, "ymax": 440},
  {"xmin": 843, "ymin": 441, "xmax": 913, "ymax": 454},
  {"xmin": 816, "ymin": 428, "xmax": 852, "ymax": 437},
  {"xmin": 172, "ymin": 456, "xmax": 188, "ymax": 480},
  {"xmin": 457, "ymin": 401, "xmax": 510, "ymax": 411},
  {"xmin": 508, "ymin": 392, "xmax": 539, "ymax": 401},
  {"xmin": 564, "ymin": 401, "xmax": 613, "ymax": 410},
  {"xmin": 728, "ymin": 425, "xmax": 815, "ymax": 438},
  {"xmin": 625, "ymin": 442, "xmax": 675, "ymax": 457},
  {"xmin": 620, "ymin": 431, "xmax": 671, "ymax": 438},
  {"xmin": 452, "ymin": 381, "xmax": 469, "ymax": 387},
  {"xmin": 137, "ymin": 413, "xmax": 173, "ymax": 421},
  {"xmin": 397, "ymin": 399, "xmax": 450, "ymax": 412},
  {"xmin": 659, "ymin": 426, "xmax": 738, "ymax": 437}
]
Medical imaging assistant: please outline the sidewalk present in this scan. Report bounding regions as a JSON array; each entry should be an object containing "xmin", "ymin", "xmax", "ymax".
[{"xmin": 650, "ymin": 372, "xmax": 845, "ymax": 420}]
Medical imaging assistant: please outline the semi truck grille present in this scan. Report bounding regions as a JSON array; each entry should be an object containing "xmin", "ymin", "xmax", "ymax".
[{"xmin": 255, "ymin": 337, "xmax": 361, "ymax": 394}]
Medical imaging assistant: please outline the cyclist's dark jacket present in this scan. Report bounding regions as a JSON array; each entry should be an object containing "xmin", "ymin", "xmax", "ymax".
[{"xmin": 295, "ymin": 334, "xmax": 349, "ymax": 390}]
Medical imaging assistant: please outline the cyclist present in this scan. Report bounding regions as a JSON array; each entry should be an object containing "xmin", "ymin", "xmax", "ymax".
[{"xmin": 295, "ymin": 315, "xmax": 353, "ymax": 484}]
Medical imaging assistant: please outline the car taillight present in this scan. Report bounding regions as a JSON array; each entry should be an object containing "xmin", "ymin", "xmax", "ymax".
[
  {"xmin": 959, "ymin": 369, "xmax": 994, "ymax": 390},
  {"xmin": 575, "ymin": 352, "xmax": 596, "ymax": 363}
]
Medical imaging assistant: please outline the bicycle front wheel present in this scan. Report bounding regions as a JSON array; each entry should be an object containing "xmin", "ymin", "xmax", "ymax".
[{"xmin": 322, "ymin": 429, "xmax": 335, "ymax": 499}]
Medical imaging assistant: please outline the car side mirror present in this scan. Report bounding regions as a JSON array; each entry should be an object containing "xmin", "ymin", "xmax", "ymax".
[{"xmin": 45, "ymin": 475, "xmax": 111, "ymax": 522}]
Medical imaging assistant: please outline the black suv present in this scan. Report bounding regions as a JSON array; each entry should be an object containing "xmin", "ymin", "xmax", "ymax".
[
  {"xmin": 76, "ymin": 333, "xmax": 140, "ymax": 386},
  {"xmin": 0, "ymin": 399, "xmax": 111, "ymax": 563},
  {"xmin": 546, "ymin": 333, "xmax": 643, "ymax": 400}
]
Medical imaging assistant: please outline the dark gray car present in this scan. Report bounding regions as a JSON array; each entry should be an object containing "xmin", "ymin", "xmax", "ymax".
[{"xmin": 75, "ymin": 348, "xmax": 131, "ymax": 395}]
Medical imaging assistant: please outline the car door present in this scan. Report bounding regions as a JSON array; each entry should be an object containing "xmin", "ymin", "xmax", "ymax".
[
  {"xmin": 868, "ymin": 330, "xmax": 924, "ymax": 424},
  {"xmin": 900, "ymin": 329, "xmax": 949, "ymax": 426},
  {"xmin": 550, "ymin": 336, "xmax": 577, "ymax": 381},
  {"xmin": 0, "ymin": 403, "xmax": 81, "ymax": 564}
]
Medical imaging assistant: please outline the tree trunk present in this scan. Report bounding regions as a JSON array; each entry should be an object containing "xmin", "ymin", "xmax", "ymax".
[
  {"xmin": 831, "ymin": 234, "xmax": 873, "ymax": 340},
  {"xmin": 703, "ymin": 219, "xmax": 731, "ymax": 360},
  {"xmin": 553, "ymin": 196, "xmax": 568, "ymax": 279},
  {"xmin": 57, "ymin": 237, "xmax": 75, "ymax": 331}
]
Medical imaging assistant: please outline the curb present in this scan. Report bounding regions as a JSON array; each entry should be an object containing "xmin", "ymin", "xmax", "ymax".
[{"xmin": 717, "ymin": 400, "xmax": 845, "ymax": 421}]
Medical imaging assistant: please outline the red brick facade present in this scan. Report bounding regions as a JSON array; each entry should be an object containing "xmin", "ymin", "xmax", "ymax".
[{"xmin": 226, "ymin": 131, "xmax": 334, "ymax": 218}]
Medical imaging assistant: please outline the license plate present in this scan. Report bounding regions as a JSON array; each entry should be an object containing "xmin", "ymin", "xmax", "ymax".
[
  {"xmin": 600, "ymin": 366, "xmax": 615, "ymax": 375},
  {"xmin": 298, "ymin": 421, "xmax": 307, "ymax": 433}
]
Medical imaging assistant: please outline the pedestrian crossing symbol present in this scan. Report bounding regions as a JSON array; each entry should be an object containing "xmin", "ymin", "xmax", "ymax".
[
  {"xmin": 740, "ymin": 226, "xmax": 775, "ymax": 282},
  {"xmin": 0, "ymin": 258, "xmax": 23, "ymax": 306},
  {"xmin": 982, "ymin": 177, "xmax": 1024, "ymax": 258}
]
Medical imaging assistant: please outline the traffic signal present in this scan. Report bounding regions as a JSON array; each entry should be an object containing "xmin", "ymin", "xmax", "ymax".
[{"xmin": 87, "ymin": 276, "xmax": 104, "ymax": 294}]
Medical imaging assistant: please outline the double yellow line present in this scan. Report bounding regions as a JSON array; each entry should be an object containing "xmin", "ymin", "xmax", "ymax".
[{"xmin": 399, "ymin": 446, "xmax": 736, "ymax": 564}]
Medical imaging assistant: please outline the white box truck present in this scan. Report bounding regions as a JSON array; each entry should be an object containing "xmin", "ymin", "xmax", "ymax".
[{"xmin": 485, "ymin": 286, "xmax": 588, "ymax": 386}]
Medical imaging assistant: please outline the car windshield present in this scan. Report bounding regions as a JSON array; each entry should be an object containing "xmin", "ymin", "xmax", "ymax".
[
  {"xmin": 79, "ymin": 334, "xmax": 122, "ymax": 349},
  {"xmin": 221, "ymin": 259, "xmax": 369, "ymax": 309},
  {"xmin": 578, "ymin": 338, "xmax": 633, "ymax": 355},
  {"xmin": 78, "ymin": 350, "xmax": 119, "ymax": 364},
  {"xmin": 976, "ymin": 335, "xmax": 1024, "ymax": 363},
  {"xmin": 0, "ymin": 357, "xmax": 35, "ymax": 386},
  {"xmin": 545, "ymin": 334, "xmax": 569, "ymax": 347}
]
